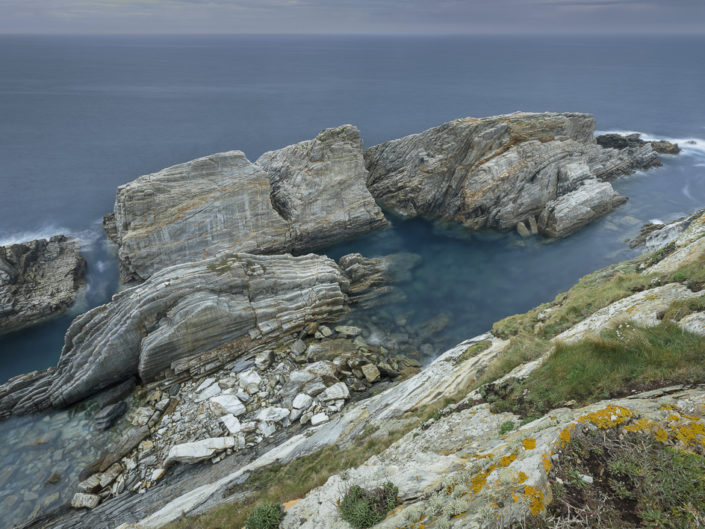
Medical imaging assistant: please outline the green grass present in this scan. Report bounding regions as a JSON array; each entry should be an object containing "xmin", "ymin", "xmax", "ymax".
[
  {"xmin": 522, "ymin": 427, "xmax": 705, "ymax": 529},
  {"xmin": 245, "ymin": 502, "xmax": 283, "ymax": 529},
  {"xmin": 165, "ymin": 426, "xmax": 413, "ymax": 529},
  {"xmin": 339, "ymin": 482, "xmax": 399, "ymax": 529},
  {"xmin": 454, "ymin": 339, "xmax": 492, "ymax": 364},
  {"xmin": 499, "ymin": 420, "xmax": 515, "ymax": 435},
  {"xmin": 489, "ymin": 322, "xmax": 705, "ymax": 418}
]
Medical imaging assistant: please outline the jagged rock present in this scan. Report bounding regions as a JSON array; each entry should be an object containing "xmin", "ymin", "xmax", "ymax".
[
  {"xmin": 335, "ymin": 325, "xmax": 362, "ymax": 337},
  {"xmin": 0, "ymin": 235, "xmax": 85, "ymax": 334},
  {"xmin": 255, "ymin": 407, "xmax": 290, "ymax": 423},
  {"xmin": 292, "ymin": 393, "xmax": 313, "ymax": 410},
  {"xmin": 597, "ymin": 133, "xmax": 680, "ymax": 155},
  {"xmin": 337, "ymin": 252, "xmax": 420, "ymax": 308},
  {"xmin": 650, "ymin": 140, "xmax": 680, "ymax": 154},
  {"xmin": 255, "ymin": 125, "xmax": 387, "ymax": 251},
  {"xmin": 516, "ymin": 221, "xmax": 531, "ymax": 237},
  {"xmin": 254, "ymin": 350, "xmax": 274, "ymax": 370},
  {"xmin": 94, "ymin": 401, "xmax": 127, "ymax": 431},
  {"xmin": 164, "ymin": 437, "xmax": 236, "ymax": 466},
  {"xmin": 220, "ymin": 414, "xmax": 242, "ymax": 435},
  {"xmin": 209, "ymin": 395, "xmax": 246, "ymax": 417},
  {"xmin": 320, "ymin": 382, "xmax": 349, "ymax": 401},
  {"xmin": 109, "ymin": 125, "xmax": 385, "ymax": 282},
  {"xmin": 99, "ymin": 462, "xmax": 123, "ymax": 489},
  {"xmin": 239, "ymin": 370, "xmax": 263, "ymax": 394},
  {"xmin": 310, "ymin": 413, "xmax": 329, "ymax": 426},
  {"xmin": 538, "ymin": 180, "xmax": 628, "ymax": 238},
  {"xmin": 80, "ymin": 426, "xmax": 150, "ymax": 480},
  {"xmin": 361, "ymin": 364, "xmax": 380, "ymax": 383},
  {"xmin": 71, "ymin": 492, "xmax": 100, "ymax": 509},
  {"xmin": 0, "ymin": 253, "xmax": 348, "ymax": 415},
  {"xmin": 77, "ymin": 474, "xmax": 102, "ymax": 493},
  {"xmin": 365, "ymin": 112, "xmax": 660, "ymax": 238}
]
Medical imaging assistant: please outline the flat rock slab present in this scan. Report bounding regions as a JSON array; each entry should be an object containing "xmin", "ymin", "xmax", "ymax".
[{"xmin": 165, "ymin": 437, "xmax": 236, "ymax": 466}]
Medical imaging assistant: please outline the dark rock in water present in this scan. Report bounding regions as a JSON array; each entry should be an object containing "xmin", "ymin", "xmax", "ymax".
[
  {"xmin": 93, "ymin": 378, "xmax": 136, "ymax": 409},
  {"xmin": 94, "ymin": 402, "xmax": 127, "ymax": 431},
  {"xmin": 597, "ymin": 133, "xmax": 680, "ymax": 156},
  {"xmin": 108, "ymin": 125, "xmax": 386, "ymax": 283},
  {"xmin": 649, "ymin": 140, "xmax": 681, "ymax": 155},
  {"xmin": 0, "ymin": 235, "xmax": 85, "ymax": 335},
  {"xmin": 365, "ymin": 112, "xmax": 661, "ymax": 239}
]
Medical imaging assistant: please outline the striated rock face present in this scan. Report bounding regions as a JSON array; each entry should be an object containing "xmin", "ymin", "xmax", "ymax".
[
  {"xmin": 597, "ymin": 132, "xmax": 680, "ymax": 155},
  {"xmin": 110, "ymin": 125, "xmax": 386, "ymax": 282},
  {"xmin": 364, "ymin": 112, "xmax": 660, "ymax": 238},
  {"xmin": 255, "ymin": 125, "xmax": 387, "ymax": 250},
  {"xmin": 0, "ymin": 236, "xmax": 86, "ymax": 335},
  {"xmin": 0, "ymin": 253, "xmax": 350, "ymax": 416}
]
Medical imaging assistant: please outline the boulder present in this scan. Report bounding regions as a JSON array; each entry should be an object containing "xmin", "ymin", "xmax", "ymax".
[
  {"xmin": 71, "ymin": 493, "xmax": 100, "ymax": 509},
  {"xmin": 0, "ymin": 253, "xmax": 349, "ymax": 416},
  {"xmin": 320, "ymin": 382, "xmax": 350, "ymax": 402},
  {"xmin": 164, "ymin": 437, "xmax": 236, "ymax": 466},
  {"xmin": 109, "ymin": 125, "xmax": 385, "ymax": 282},
  {"xmin": 209, "ymin": 395, "xmax": 246, "ymax": 417},
  {"xmin": 365, "ymin": 112, "xmax": 660, "ymax": 238},
  {"xmin": 0, "ymin": 235, "xmax": 85, "ymax": 334}
]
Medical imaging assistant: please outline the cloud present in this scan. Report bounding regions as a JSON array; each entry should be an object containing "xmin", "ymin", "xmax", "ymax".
[{"xmin": 0, "ymin": 0, "xmax": 703, "ymax": 34}]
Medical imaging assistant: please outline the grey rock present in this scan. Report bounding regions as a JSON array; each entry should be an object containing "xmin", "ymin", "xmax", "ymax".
[
  {"xmin": 292, "ymin": 393, "xmax": 313, "ymax": 410},
  {"xmin": 334, "ymin": 325, "xmax": 362, "ymax": 337},
  {"xmin": 110, "ymin": 125, "xmax": 385, "ymax": 282},
  {"xmin": 209, "ymin": 395, "xmax": 246, "ymax": 417},
  {"xmin": 71, "ymin": 492, "xmax": 100, "ymax": 509},
  {"xmin": 194, "ymin": 384, "xmax": 221, "ymax": 403},
  {"xmin": 0, "ymin": 236, "xmax": 85, "ymax": 334},
  {"xmin": 320, "ymin": 382, "xmax": 349, "ymax": 402},
  {"xmin": 164, "ymin": 437, "xmax": 235, "ymax": 466},
  {"xmin": 365, "ymin": 112, "xmax": 660, "ymax": 238},
  {"xmin": 94, "ymin": 401, "xmax": 127, "ymax": 431},
  {"xmin": 254, "ymin": 350, "xmax": 274, "ymax": 370},
  {"xmin": 0, "ymin": 253, "xmax": 349, "ymax": 415},
  {"xmin": 256, "ymin": 125, "xmax": 387, "ymax": 252},
  {"xmin": 310, "ymin": 413, "xmax": 329, "ymax": 426},
  {"xmin": 516, "ymin": 221, "xmax": 531, "ymax": 237},
  {"xmin": 220, "ymin": 414, "xmax": 242, "ymax": 435},
  {"xmin": 361, "ymin": 364, "xmax": 380, "ymax": 383}
]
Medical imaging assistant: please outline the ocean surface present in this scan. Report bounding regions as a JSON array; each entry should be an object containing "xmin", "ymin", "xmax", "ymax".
[{"xmin": 0, "ymin": 34, "xmax": 704, "ymax": 527}]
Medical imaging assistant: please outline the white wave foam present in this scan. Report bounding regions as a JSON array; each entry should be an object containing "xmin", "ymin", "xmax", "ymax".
[
  {"xmin": 0, "ymin": 225, "xmax": 101, "ymax": 248},
  {"xmin": 649, "ymin": 219, "xmax": 665, "ymax": 225},
  {"xmin": 596, "ymin": 129, "xmax": 705, "ymax": 158}
]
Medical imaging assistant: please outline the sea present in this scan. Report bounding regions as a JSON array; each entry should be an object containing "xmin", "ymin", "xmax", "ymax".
[{"xmin": 0, "ymin": 35, "xmax": 704, "ymax": 527}]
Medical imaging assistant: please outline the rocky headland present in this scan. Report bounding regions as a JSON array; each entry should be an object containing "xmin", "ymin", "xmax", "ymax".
[
  {"xmin": 365, "ymin": 112, "xmax": 666, "ymax": 238},
  {"xmin": 0, "ymin": 235, "xmax": 85, "ymax": 335}
]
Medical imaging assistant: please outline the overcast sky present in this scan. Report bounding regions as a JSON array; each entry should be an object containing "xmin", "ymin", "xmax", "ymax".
[{"xmin": 0, "ymin": 0, "xmax": 703, "ymax": 35}]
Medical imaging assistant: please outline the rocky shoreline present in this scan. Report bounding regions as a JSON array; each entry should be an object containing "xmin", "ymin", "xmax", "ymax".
[{"xmin": 0, "ymin": 112, "xmax": 686, "ymax": 529}]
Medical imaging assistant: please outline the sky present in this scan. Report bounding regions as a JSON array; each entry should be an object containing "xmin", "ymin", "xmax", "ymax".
[{"xmin": 0, "ymin": 0, "xmax": 703, "ymax": 35}]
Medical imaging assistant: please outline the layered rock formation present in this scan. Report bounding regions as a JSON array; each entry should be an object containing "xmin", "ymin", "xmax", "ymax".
[
  {"xmin": 596, "ymin": 132, "xmax": 681, "ymax": 155},
  {"xmin": 364, "ymin": 112, "xmax": 662, "ymax": 238},
  {"xmin": 0, "ymin": 235, "xmax": 85, "ymax": 334},
  {"xmin": 0, "ymin": 253, "xmax": 350, "ymax": 417},
  {"xmin": 108, "ymin": 125, "xmax": 386, "ymax": 282}
]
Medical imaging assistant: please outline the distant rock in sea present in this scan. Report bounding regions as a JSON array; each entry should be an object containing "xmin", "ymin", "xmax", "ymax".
[
  {"xmin": 107, "ymin": 125, "xmax": 387, "ymax": 283},
  {"xmin": 364, "ymin": 112, "xmax": 664, "ymax": 238},
  {"xmin": 0, "ymin": 235, "xmax": 85, "ymax": 335}
]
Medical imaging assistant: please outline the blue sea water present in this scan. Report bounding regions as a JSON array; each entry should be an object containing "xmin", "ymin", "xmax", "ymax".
[{"xmin": 0, "ymin": 34, "xmax": 704, "ymax": 528}]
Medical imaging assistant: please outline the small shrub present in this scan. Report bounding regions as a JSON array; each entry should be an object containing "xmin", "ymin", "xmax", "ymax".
[
  {"xmin": 500, "ymin": 420, "xmax": 515, "ymax": 435},
  {"xmin": 245, "ymin": 501, "xmax": 283, "ymax": 529},
  {"xmin": 340, "ymin": 482, "xmax": 398, "ymax": 529}
]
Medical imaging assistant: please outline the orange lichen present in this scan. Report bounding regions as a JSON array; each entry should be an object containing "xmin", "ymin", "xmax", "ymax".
[
  {"xmin": 523, "ymin": 485, "xmax": 545, "ymax": 516},
  {"xmin": 542, "ymin": 454, "xmax": 553, "ymax": 474},
  {"xmin": 517, "ymin": 471, "xmax": 529, "ymax": 483},
  {"xmin": 654, "ymin": 427, "xmax": 669, "ymax": 443},
  {"xmin": 579, "ymin": 405, "xmax": 633, "ymax": 429},
  {"xmin": 624, "ymin": 417, "xmax": 654, "ymax": 433},
  {"xmin": 498, "ymin": 454, "xmax": 517, "ymax": 467},
  {"xmin": 558, "ymin": 428, "xmax": 571, "ymax": 448},
  {"xmin": 522, "ymin": 438, "xmax": 536, "ymax": 450}
]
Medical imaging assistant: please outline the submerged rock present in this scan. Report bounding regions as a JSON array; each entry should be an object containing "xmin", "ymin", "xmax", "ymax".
[
  {"xmin": 109, "ymin": 125, "xmax": 386, "ymax": 282},
  {"xmin": 365, "ymin": 112, "xmax": 660, "ymax": 238},
  {"xmin": 0, "ymin": 253, "xmax": 349, "ymax": 416},
  {"xmin": 0, "ymin": 235, "xmax": 85, "ymax": 335}
]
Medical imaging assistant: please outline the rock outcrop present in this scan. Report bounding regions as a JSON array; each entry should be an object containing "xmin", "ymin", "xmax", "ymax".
[
  {"xmin": 0, "ymin": 253, "xmax": 350, "ymax": 417},
  {"xmin": 0, "ymin": 235, "xmax": 85, "ymax": 335},
  {"xmin": 364, "ymin": 112, "xmax": 662, "ymax": 238},
  {"xmin": 597, "ymin": 132, "xmax": 680, "ymax": 155},
  {"xmin": 109, "ymin": 125, "xmax": 386, "ymax": 282}
]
